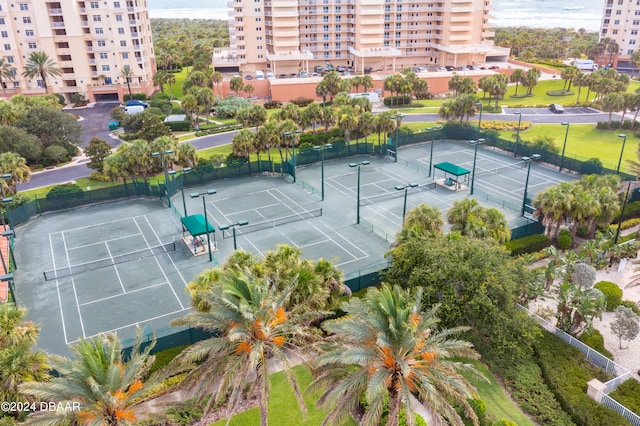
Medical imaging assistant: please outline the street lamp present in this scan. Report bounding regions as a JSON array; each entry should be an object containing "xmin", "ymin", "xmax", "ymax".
[
  {"xmin": 521, "ymin": 154, "xmax": 541, "ymax": 216},
  {"xmin": 426, "ymin": 126, "xmax": 442, "ymax": 177},
  {"xmin": 559, "ymin": 122, "xmax": 570, "ymax": 173},
  {"xmin": 468, "ymin": 138, "xmax": 485, "ymax": 195},
  {"xmin": 513, "ymin": 111, "xmax": 522, "ymax": 157},
  {"xmin": 390, "ymin": 113, "xmax": 404, "ymax": 162},
  {"xmin": 219, "ymin": 220, "xmax": 249, "ymax": 250},
  {"xmin": 189, "ymin": 189, "xmax": 217, "ymax": 262},
  {"xmin": 617, "ymin": 134, "xmax": 627, "ymax": 174},
  {"xmin": 395, "ymin": 183, "xmax": 419, "ymax": 223},
  {"xmin": 348, "ymin": 160, "xmax": 370, "ymax": 224},
  {"xmin": 179, "ymin": 168, "xmax": 192, "ymax": 217},
  {"xmin": 313, "ymin": 144, "xmax": 332, "ymax": 201},
  {"xmin": 475, "ymin": 102, "xmax": 483, "ymax": 139}
]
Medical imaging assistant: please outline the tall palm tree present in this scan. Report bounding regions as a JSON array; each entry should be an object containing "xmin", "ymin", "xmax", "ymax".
[
  {"xmin": 337, "ymin": 106, "xmax": 358, "ymax": 144},
  {"xmin": 21, "ymin": 51, "xmax": 62, "ymax": 93},
  {"xmin": 0, "ymin": 152, "xmax": 31, "ymax": 194},
  {"xmin": 510, "ymin": 69, "xmax": 524, "ymax": 96},
  {"xmin": 0, "ymin": 58, "xmax": 16, "ymax": 97},
  {"xmin": 175, "ymin": 142, "xmax": 198, "ymax": 168},
  {"xmin": 212, "ymin": 71, "xmax": 223, "ymax": 96},
  {"xmin": 152, "ymin": 70, "xmax": 168, "ymax": 94},
  {"xmin": 396, "ymin": 203, "xmax": 443, "ymax": 244},
  {"xmin": 181, "ymin": 94, "xmax": 199, "ymax": 127},
  {"xmin": 171, "ymin": 269, "xmax": 321, "ymax": 425},
  {"xmin": 361, "ymin": 75, "xmax": 374, "ymax": 92},
  {"xmin": 120, "ymin": 65, "xmax": 135, "ymax": 98},
  {"xmin": 20, "ymin": 330, "xmax": 168, "ymax": 426},
  {"xmin": 256, "ymin": 120, "xmax": 279, "ymax": 170},
  {"xmin": 166, "ymin": 72, "xmax": 177, "ymax": 100},
  {"xmin": 311, "ymin": 284, "xmax": 484, "ymax": 426},
  {"xmin": 232, "ymin": 128, "xmax": 256, "ymax": 172}
]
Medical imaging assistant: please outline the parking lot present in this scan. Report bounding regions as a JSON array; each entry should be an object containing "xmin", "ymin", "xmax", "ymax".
[{"xmin": 503, "ymin": 106, "xmax": 601, "ymax": 115}]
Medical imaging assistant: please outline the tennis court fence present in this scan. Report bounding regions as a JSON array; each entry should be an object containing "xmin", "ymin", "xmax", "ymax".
[
  {"xmin": 360, "ymin": 182, "xmax": 437, "ymax": 206},
  {"xmin": 221, "ymin": 208, "xmax": 323, "ymax": 239},
  {"xmin": 43, "ymin": 241, "xmax": 176, "ymax": 281}
]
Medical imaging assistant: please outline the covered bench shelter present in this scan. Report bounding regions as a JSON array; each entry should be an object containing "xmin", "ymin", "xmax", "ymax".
[
  {"xmin": 181, "ymin": 214, "xmax": 216, "ymax": 255},
  {"xmin": 433, "ymin": 162, "xmax": 471, "ymax": 190}
]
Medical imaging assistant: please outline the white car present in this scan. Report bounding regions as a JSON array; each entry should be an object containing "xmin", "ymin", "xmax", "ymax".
[{"xmin": 266, "ymin": 72, "xmax": 275, "ymax": 80}]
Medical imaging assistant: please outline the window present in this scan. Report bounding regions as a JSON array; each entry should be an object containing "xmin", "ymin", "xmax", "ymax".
[
  {"xmin": 254, "ymin": 8, "xmax": 260, "ymax": 11},
  {"xmin": 632, "ymin": 29, "xmax": 638, "ymax": 35},
  {"xmin": 634, "ymin": 20, "xmax": 640, "ymax": 25},
  {"xmin": 396, "ymin": 13, "xmax": 401, "ymax": 20},
  {"xmin": 12, "ymin": 82, "xmax": 19, "ymax": 88},
  {"xmin": 395, "ymin": 22, "xmax": 401, "ymax": 29},
  {"xmin": 93, "ymin": 15, "xmax": 101, "ymax": 21},
  {"xmin": 257, "ymin": 54, "xmax": 263, "ymax": 59},
  {"xmin": 0, "ymin": 31, "xmax": 7, "ymax": 38},
  {"xmin": 395, "ymin": 31, "xmax": 400, "ymax": 37},
  {"xmin": 37, "ymin": 80, "xmax": 44, "ymax": 88},
  {"xmin": 631, "ymin": 39, "xmax": 637, "ymax": 45},
  {"xmin": 256, "ymin": 36, "xmax": 262, "ymax": 40},
  {"xmin": 628, "ymin": 49, "xmax": 635, "ymax": 54},
  {"xmin": 395, "ymin": 40, "xmax": 400, "ymax": 47},
  {"xmin": 336, "ymin": 6, "xmax": 341, "ymax": 12},
  {"xmin": 99, "ymin": 52, "xmax": 108, "ymax": 59},
  {"xmin": 324, "ymin": 52, "xmax": 329, "ymax": 59},
  {"xmin": 257, "ymin": 45, "xmax": 263, "ymax": 49},
  {"xmin": 613, "ymin": 29, "xmax": 618, "ymax": 34},
  {"xmin": 256, "ymin": 17, "xmax": 261, "ymax": 21},
  {"xmin": 122, "ymin": 52, "xmax": 129, "ymax": 58},
  {"xmin": 336, "ymin": 42, "xmax": 341, "ymax": 49},
  {"xmin": 116, "ymin": 14, "xmax": 123, "ymax": 21},
  {"xmin": 101, "ymin": 65, "xmax": 110, "ymax": 71},
  {"xmin": 323, "ymin": 34, "xmax": 329, "ymax": 40},
  {"xmin": 3, "ymin": 44, "xmax": 9, "ymax": 50},
  {"xmin": 114, "ymin": 1, "xmax": 121, "ymax": 7},
  {"xmin": 0, "ymin": 18, "xmax": 4, "ymax": 25},
  {"xmin": 25, "ymin": 29, "xmax": 34, "ymax": 36},
  {"xmin": 336, "ymin": 51, "xmax": 341, "ymax": 58},
  {"xmin": 27, "ymin": 42, "xmax": 37, "ymax": 49},
  {"xmin": 97, "ymin": 40, "xmax": 106, "ymax": 47},
  {"xmin": 22, "ymin": 17, "xmax": 31, "ymax": 24},
  {"xmin": 6, "ymin": 56, "xmax": 13, "ymax": 63},
  {"xmin": 118, "ymin": 28, "xmax": 125, "ymax": 34},
  {"xmin": 95, "ymin": 27, "xmax": 104, "ymax": 34},
  {"xmin": 120, "ymin": 40, "xmax": 126, "ymax": 46},
  {"xmin": 90, "ymin": 2, "xmax": 99, "ymax": 8},
  {"xmin": 384, "ymin": 40, "xmax": 389, "ymax": 47},
  {"xmin": 19, "ymin": 4, "xmax": 28, "ymax": 11},
  {"xmin": 396, "ymin": 4, "xmax": 402, "ymax": 11},
  {"xmin": 614, "ymin": 19, "xmax": 620, "ymax": 25},
  {"xmin": 323, "ymin": 24, "xmax": 329, "ymax": 31},
  {"xmin": 336, "ymin": 24, "xmax": 341, "ymax": 31},
  {"xmin": 323, "ymin": 42, "xmax": 329, "ymax": 49}
]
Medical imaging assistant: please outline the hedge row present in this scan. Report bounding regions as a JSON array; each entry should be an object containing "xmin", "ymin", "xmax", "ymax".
[
  {"xmin": 609, "ymin": 378, "xmax": 640, "ymax": 418},
  {"xmin": 609, "ymin": 217, "xmax": 640, "ymax": 232},
  {"xmin": 194, "ymin": 124, "xmax": 243, "ymax": 137},
  {"xmin": 534, "ymin": 332, "xmax": 628, "ymax": 426},
  {"xmin": 578, "ymin": 329, "xmax": 613, "ymax": 359},
  {"xmin": 503, "ymin": 234, "xmax": 550, "ymax": 256}
]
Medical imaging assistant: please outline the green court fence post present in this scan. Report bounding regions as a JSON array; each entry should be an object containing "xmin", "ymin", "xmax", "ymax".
[
  {"xmin": 514, "ymin": 111, "xmax": 522, "ymax": 158},
  {"xmin": 34, "ymin": 194, "xmax": 41, "ymax": 214},
  {"xmin": 617, "ymin": 134, "xmax": 627, "ymax": 174},
  {"xmin": 476, "ymin": 102, "xmax": 483, "ymax": 139},
  {"xmin": 559, "ymin": 122, "xmax": 570, "ymax": 172}
]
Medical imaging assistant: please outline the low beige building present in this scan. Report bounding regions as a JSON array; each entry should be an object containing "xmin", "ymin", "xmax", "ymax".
[
  {"xmin": 217, "ymin": 0, "xmax": 509, "ymax": 76},
  {"xmin": 0, "ymin": 0, "xmax": 155, "ymax": 102}
]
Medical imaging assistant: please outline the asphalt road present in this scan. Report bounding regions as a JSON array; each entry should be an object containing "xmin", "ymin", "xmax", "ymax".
[{"xmin": 17, "ymin": 104, "xmax": 617, "ymax": 191}]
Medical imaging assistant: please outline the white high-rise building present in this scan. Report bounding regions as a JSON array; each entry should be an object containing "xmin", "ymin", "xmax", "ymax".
[
  {"xmin": 598, "ymin": 0, "xmax": 640, "ymax": 70},
  {"xmin": 215, "ymin": 0, "xmax": 509, "ymax": 75},
  {"xmin": 0, "ymin": 0, "xmax": 155, "ymax": 102}
]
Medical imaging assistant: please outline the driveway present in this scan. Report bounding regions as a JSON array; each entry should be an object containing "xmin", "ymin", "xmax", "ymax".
[
  {"xmin": 503, "ymin": 106, "xmax": 601, "ymax": 116},
  {"xmin": 68, "ymin": 101, "xmax": 122, "ymax": 148}
]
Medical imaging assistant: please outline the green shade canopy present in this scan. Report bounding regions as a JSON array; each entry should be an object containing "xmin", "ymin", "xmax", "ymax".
[
  {"xmin": 433, "ymin": 162, "xmax": 471, "ymax": 177},
  {"xmin": 181, "ymin": 214, "xmax": 215, "ymax": 237}
]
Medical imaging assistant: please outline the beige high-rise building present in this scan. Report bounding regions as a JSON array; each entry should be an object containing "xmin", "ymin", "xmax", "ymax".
[
  {"xmin": 598, "ymin": 0, "xmax": 640, "ymax": 70},
  {"xmin": 215, "ymin": 0, "xmax": 509, "ymax": 76},
  {"xmin": 0, "ymin": 0, "xmax": 155, "ymax": 102}
]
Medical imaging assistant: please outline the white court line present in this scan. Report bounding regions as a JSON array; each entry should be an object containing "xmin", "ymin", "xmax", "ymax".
[
  {"xmin": 61, "ymin": 231, "xmax": 87, "ymax": 340},
  {"xmin": 79, "ymin": 281, "xmax": 168, "ymax": 307},
  {"xmin": 267, "ymin": 188, "xmax": 308, "ymax": 215},
  {"xmin": 66, "ymin": 307, "xmax": 191, "ymax": 344},
  {"xmin": 58, "ymin": 215, "xmax": 147, "ymax": 234},
  {"xmin": 298, "ymin": 238, "xmax": 333, "ymax": 249},
  {"xmin": 133, "ymin": 217, "xmax": 184, "ymax": 309},
  {"xmin": 324, "ymin": 178, "xmax": 354, "ymax": 198},
  {"xmin": 240, "ymin": 234, "xmax": 264, "ymax": 256},
  {"xmin": 311, "ymin": 221, "xmax": 368, "ymax": 260},
  {"xmin": 229, "ymin": 202, "xmax": 281, "ymax": 216},
  {"xmin": 213, "ymin": 188, "xmax": 278, "ymax": 203},
  {"xmin": 326, "ymin": 173, "xmax": 357, "ymax": 194},
  {"xmin": 48, "ymin": 234, "xmax": 69, "ymax": 344},
  {"xmin": 142, "ymin": 215, "xmax": 189, "ymax": 288},
  {"xmin": 278, "ymin": 228, "xmax": 298, "ymax": 247},
  {"xmin": 70, "ymin": 233, "xmax": 143, "ymax": 251},
  {"xmin": 104, "ymin": 242, "xmax": 126, "ymax": 293},
  {"xmin": 208, "ymin": 202, "xmax": 232, "ymax": 225}
]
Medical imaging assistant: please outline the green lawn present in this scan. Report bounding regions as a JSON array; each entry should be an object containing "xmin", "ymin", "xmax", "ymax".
[
  {"xmin": 461, "ymin": 360, "xmax": 534, "ymax": 426},
  {"xmin": 163, "ymin": 67, "xmax": 191, "ymax": 100},
  {"xmin": 497, "ymin": 123, "xmax": 639, "ymax": 172},
  {"xmin": 210, "ymin": 365, "xmax": 355, "ymax": 426}
]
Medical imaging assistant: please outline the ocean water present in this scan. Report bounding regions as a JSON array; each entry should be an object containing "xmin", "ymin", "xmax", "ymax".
[{"xmin": 148, "ymin": 0, "xmax": 604, "ymax": 31}]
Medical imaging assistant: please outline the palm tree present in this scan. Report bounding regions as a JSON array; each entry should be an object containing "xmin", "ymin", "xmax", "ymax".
[
  {"xmin": 128, "ymin": 139, "xmax": 153, "ymax": 182},
  {"xmin": 396, "ymin": 203, "xmax": 443, "ymax": 243},
  {"xmin": 0, "ymin": 152, "xmax": 31, "ymax": 193},
  {"xmin": 256, "ymin": 120, "xmax": 279, "ymax": 170},
  {"xmin": 175, "ymin": 142, "xmax": 198, "ymax": 168},
  {"xmin": 601, "ymin": 92, "xmax": 625, "ymax": 125},
  {"xmin": 232, "ymin": 128, "xmax": 256, "ymax": 172},
  {"xmin": 212, "ymin": 71, "xmax": 223, "ymax": 96},
  {"xmin": 244, "ymin": 83, "xmax": 255, "ymax": 98},
  {"xmin": 361, "ymin": 75, "xmax": 374, "ymax": 93},
  {"xmin": 631, "ymin": 50, "xmax": 640, "ymax": 77},
  {"xmin": 152, "ymin": 70, "xmax": 168, "ymax": 93},
  {"xmin": 166, "ymin": 72, "xmax": 177, "ymax": 99},
  {"xmin": 120, "ymin": 65, "xmax": 135, "ymax": 98},
  {"xmin": 171, "ymin": 269, "xmax": 321, "ymax": 425},
  {"xmin": 311, "ymin": 284, "xmax": 484, "ymax": 426},
  {"xmin": 337, "ymin": 106, "xmax": 358, "ymax": 144},
  {"xmin": 373, "ymin": 112, "xmax": 396, "ymax": 147},
  {"xmin": 21, "ymin": 51, "xmax": 62, "ymax": 93},
  {"xmin": 510, "ymin": 69, "xmax": 524, "ymax": 96},
  {"xmin": 0, "ymin": 58, "xmax": 16, "ymax": 97},
  {"xmin": 302, "ymin": 102, "xmax": 323, "ymax": 133},
  {"xmin": 181, "ymin": 93, "xmax": 199, "ymax": 127},
  {"xmin": 20, "ymin": 330, "xmax": 168, "ymax": 426},
  {"xmin": 230, "ymin": 76, "xmax": 244, "ymax": 97}
]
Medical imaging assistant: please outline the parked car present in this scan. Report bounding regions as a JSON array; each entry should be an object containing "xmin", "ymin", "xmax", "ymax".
[
  {"xmin": 336, "ymin": 65, "xmax": 346, "ymax": 72},
  {"xmin": 290, "ymin": 73, "xmax": 297, "ymax": 78},
  {"xmin": 488, "ymin": 65, "xmax": 501, "ymax": 70},
  {"xmin": 256, "ymin": 70, "xmax": 265, "ymax": 80},
  {"xmin": 436, "ymin": 66, "xmax": 447, "ymax": 72},
  {"xmin": 266, "ymin": 72, "xmax": 275, "ymax": 80},
  {"xmin": 125, "ymin": 99, "xmax": 148, "ymax": 108},
  {"xmin": 364, "ymin": 66, "xmax": 373, "ymax": 74},
  {"xmin": 244, "ymin": 74, "xmax": 253, "ymax": 80},
  {"xmin": 123, "ymin": 105, "xmax": 145, "ymax": 115},
  {"xmin": 314, "ymin": 65, "xmax": 324, "ymax": 73},
  {"xmin": 445, "ymin": 66, "xmax": 456, "ymax": 71},
  {"xmin": 550, "ymin": 104, "xmax": 565, "ymax": 113},
  {"xmin": 278, "ymin": 74, "xmax": 287, "ymax": 79},
  {"xmin": 310, "ymin": 72, "xmax": 319, "ymax": 77},
  {"xmin": 413, "ymin": 66, "xmax": 428, "ymax": 73},
  {"xmin": 299, "ymin": 71, "xmax": 308, "ymax": 78},
  {"xmin": 324, "ymin": 63, "xmax": 335, "ymax": 72}
]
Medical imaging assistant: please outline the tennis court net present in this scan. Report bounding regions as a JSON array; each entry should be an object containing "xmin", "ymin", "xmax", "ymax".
[
  {"xmin": 474, "ymin": 161, "xmax": 527, "ymax": 177},
  {"xmin": 221, "ymin": 208, "xmax": 323, "ymax": 239},
  {"xmin": 360, "ymin": 182, "xmax": 437, "ymax": 206},
  {"xmin": 43, "ymin": 241, "xmax": 176, "ymax": 281}
]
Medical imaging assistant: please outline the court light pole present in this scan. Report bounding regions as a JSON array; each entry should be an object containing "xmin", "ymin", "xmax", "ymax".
[
  {"xmin": 219, "ymin": 220, "xmax": 249, "ymax": 250},
  {"xmin": 426, "ymin": 125, "xmax": 442, "ymax": 178},
  {"xmin": 1, "ymin": 230, "xmax": 15, "ymax": 270},
  {"xmin": 521, "ymin": 154, "xmax": 541, "ymax": 216},
  {"xmin": 390, "ymin": 113, "xmax": 404, "ymax": 162},
  {"xmin": 617, "ymin": 134, "xmax": 627, "ymax": 174},
  {"xmin": 476, "ymin": 102, "xmax": 483, "ymax": 139},
  {"xmin": 180, "ymin": 167, "xmax": 192, "ymax": 217},
  {"xmin": 0, "ymin": 173, "xmax": 12, "ymax": 229},
  {"xmin": 348, "ymin": 160, "xmax": 370, "ymax": 224},
  {"xmin": 395, "ymin": 183, "xmax": 419, "ymax": 223},
  {"xmin": 152, "ymin": 149, "xmax": 174, "ymax": 184},
  {"xmin": 559, "ymin": 122, "xmax": 570, "ymax": 173},
  {"xmin": 313, "ymin": 143, "xmax": 332, "ymax": 201},
  {"xmin": 190, "ymin": 189, "xmax": 217, "ymax": 262},
  {"xmin": 2, "ymin": 197, "xmax": 13, "ymax": 236},
  {"xmin": 513, "ymin": 111, "xmax": 522, "ymax": 157},
  {"xmin": 468, "ymin": 138, "xmax": 485, "ymax": 196}
]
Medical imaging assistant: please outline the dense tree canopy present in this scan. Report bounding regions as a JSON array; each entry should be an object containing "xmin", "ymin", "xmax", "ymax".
[{"xmin": 17, "ymin": 106, "xmax": 82, "ymax": 157}]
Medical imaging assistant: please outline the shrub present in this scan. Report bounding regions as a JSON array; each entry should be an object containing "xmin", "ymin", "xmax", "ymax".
[
  {"xmin": 534, "ymin": 331, "xmax": 628, "ymax": 426},
  {"xmin": 123, "ymin": 93, "xmax": 148, "ymax": 101},
  {"xmin": 146, "ymin": 107, "xmax": 165, "ymax": 117},
  {"xmin": 492, "ymin": 421, "xmax": 517, "ymax": 426},
  {"xmin": 620, "ymin": 299, "xmax": 640, "ymax": 315},
  {"xmin": 618, "ymin": 200, "xmax": 640, "ymax": 221},
  {"xmin": 46, "ymin": 183, "xmax": 85, "ymax": 208},
  {"xmin": 383, "ymin": 95, "xmax": 412, "ymax": 106},
  {"xmin": 609, "ymin": 378, "xmax": 640, "ymax": 417},
  {"xmin": 70, "ymin": 93, "xmax": 84, "ymax": 104},
  {"xmin": 609, "ymin": 217, "xmax": 640, "ymax": 232},
  {"xmin": 153, "ymin": 92, "xmax": 170, "ymax": 101},
  {"xmin": 149, "ymin": 99, "xmax": 171, "ymax": 110},
  {"xmin": 264, "ymin": 100, "xmax": 282, "ymax": 109},
  {"xmin": 556, "ymin": 229, "xmax": 572, "ymax": 249},
  {"xmin": 165, "ymin": 397, "xmax": 206, "ymax": 426},
  {"xmin": 594, "ymin": 281, "xmax": 623, "ymax": 311},
  {"xmin": 172, "ymin": 105, "xmax": 185, "ymax": 114},
  {"xmin": 622, "ymin": 119, "xmax": 634, "ymax": 130},
  {"xmin": 88, "ymin": 171, "xmax": 111, "ymax": 182},
  {"xmin": 165, "ymin": 120, "xmax": 191, "ymax": 132},
  {"xmin": 110, "ymin": 106, "xmax": 126, "ymax": 122},
  {"xmin": 149, "ymin": 345, "xmax": 188, "ymax": 374},
  {"xmin": 290, "ymin": 97, "xmax": 314, "ymax": 107},
  {"xmin": 581, "ymin": 158, "xmax": 602, "ymax": 174},
  {"xmin": 610, "ymin": 120, "xmax": 621, "ymax": 129},
  {"xmin": 578, "ymin": 329, "xmax": 613, "ymax": 358},
  {"xmin": 503, "ymin": 234, "xmax": 550, "ymax": 256}
]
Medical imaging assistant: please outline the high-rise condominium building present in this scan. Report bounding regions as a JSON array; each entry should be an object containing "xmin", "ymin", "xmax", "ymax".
[
  {"xmin": 215, "ymin": 0, "xmax": 509, "ymax": 75},
  {"xmin": 598, "ymin": 0, "xmax": 640, "ymax": 70},
  {"xmin": 0, "ymin": 0, "xmax": 155, "ymax": 102}
]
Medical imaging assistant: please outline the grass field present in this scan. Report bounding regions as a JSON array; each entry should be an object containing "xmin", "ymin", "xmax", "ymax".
[
  {"xmin": 162, "ymin": 67, "xmax": 190, "ymax": 100},
  {"xmin": 497, "ymin": 123, "xmax": 639, "ymax": 172}
]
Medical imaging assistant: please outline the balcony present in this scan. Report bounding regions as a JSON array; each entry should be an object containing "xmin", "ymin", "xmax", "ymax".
[
  {"xmin": 79, "ymin": 7, "xmax": 86, "ymax": 13},
  {"xmin": 129, "ymin": 19, "xmax": 136, "ymax": 25},
  {"xmin": 127, "ymin": 7, "xmax": 134, "ymax": 12},
  {"xmin": 133, "ymin": 45, "xmax": 141, "ymax": 51},
  {"xmin": 52, "ymin": 22, "xmax": 65, "ymax": 28},
  {"xmin": 86, "ymin": 46, "xmax": 94, "ymax": 51},
  {"xmin": 48, "ymin": 8, "xmax": 63, "ymax": 15},
  {"xmin": 88, "ymin": 59, "xmax": 96, "ymax": 64},
  {"xmin": 136, "ymin": 57, "xmax": 143, "ymax": 63},
  {"xmin": 131, "ymin": 32, "xmax": 139, "ymax": 38},
  {"xmin": 81, "ymin": 21, "xmax": 89, "ymax": 26}
]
